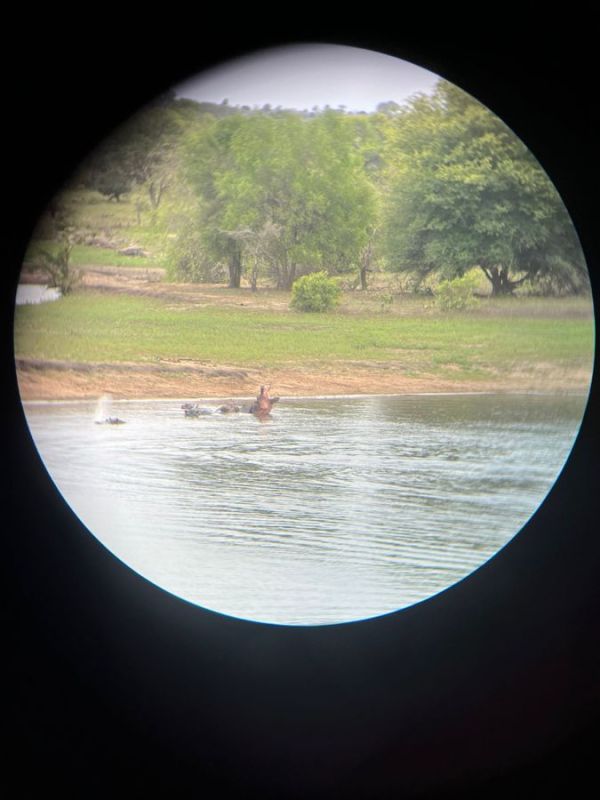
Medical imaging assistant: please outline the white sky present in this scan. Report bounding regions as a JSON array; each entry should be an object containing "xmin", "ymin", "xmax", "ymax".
[{"xmin": 175, "ymin": 44, "xmax": 440, "ymax": 112}]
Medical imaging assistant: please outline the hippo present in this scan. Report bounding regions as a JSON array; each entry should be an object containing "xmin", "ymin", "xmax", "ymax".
[
  {"xmin": 217, "ymin": 401, "xmax": 242, "ymax": 414},
  {"xmin": 248, "ymin": 385, "xmax": 280, "ymax": 417},
  {"xmin": 182, "ymin": 389, "xmax": 279, "ymax": 419},
  {"xmin": 95, "ymin": 416, "xmax": 126, "ymax": 425},
  {"xmin": 181, "ymin": 403, "xmax": 214, "ymax": 417},
  {"xmin": 181, "ymin": 401, "xmax": 242, "ymax": 417}
]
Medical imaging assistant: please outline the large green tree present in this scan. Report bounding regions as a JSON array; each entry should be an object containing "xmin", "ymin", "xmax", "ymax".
[
  {"xmin": 183, "ymin": 113, "xmax": 248, "ymax": 287},
  {"xmin": 382, "ymin": 82, "xmax": 588, "ymax": 295},
  {"xmin": 204, "ymin": 111, "xmax": 376, "ymax": 289}
]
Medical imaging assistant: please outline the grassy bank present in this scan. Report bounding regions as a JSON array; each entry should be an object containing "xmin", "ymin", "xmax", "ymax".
[
  {"xmin": 14, "ymin": 290, "xmax": 595, "ymax": 385},
  {"xmin": 24, "ymin": 240, "xmax": 160, "ymax": 269},
  {"xmin": 23, "ymin": 187, "xmax": 166, "ymax": 269}
]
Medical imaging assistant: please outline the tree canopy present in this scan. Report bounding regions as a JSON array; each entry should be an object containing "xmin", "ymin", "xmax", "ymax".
[
  {"xmin": 52, "ymin": 81, "xmax": 588, "ymax": 297},
  {"xmin": 381, "ymin": 82, "xmax": 588, "ymax": 295},
  {"xmin": 185, "ymin": 111, "xmax": 376, "ymax": 289}
]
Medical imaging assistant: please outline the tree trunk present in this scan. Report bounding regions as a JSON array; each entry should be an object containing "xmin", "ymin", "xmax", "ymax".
[
  {"xmin": 250, "ymin": 262, "xmax": 258, "ymax": 292},
  {"xmin": 359, "ymin": 265, "xmax": 368, "ymax": 291},
  {"xmin": 148, "ymin": 178, "xmax": 167, "ymax": 210},
  {"xmin": 286, "ymin": 263, "xmax": 297, "ymax": 290},
  {"xmin": 360, "ymin": 241, "xmax": 372, "ymax": 290},
  {"xmin": 277, "ymin": 262, "xmax": 297, "ymax": 290},
  {"xmin": 228, "ymin": 250, "xmax": 242, "ymax": 288},
  {"xmin": 481, "ymin": 265, "xmax": 523, "ymax": 296}
]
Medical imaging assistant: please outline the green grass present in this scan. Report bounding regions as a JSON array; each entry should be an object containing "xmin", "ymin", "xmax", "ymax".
[
  {"xmin": 25, "ymin": 240, "xmax": 159, "ymax": 268},
  {"xmin": 14, "ymin": 291, "xmax": 595, "ymax": 382},
  {"xmin": 25, "ymin": 187, "xmax": 168, "ymax": 268},
  {"xmin": 59, "ymin": 187, "xmax": 137, "ymax": 222}
]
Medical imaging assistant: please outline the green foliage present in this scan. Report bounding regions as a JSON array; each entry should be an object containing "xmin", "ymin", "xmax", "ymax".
[
  {"xmin": 382, "ymin": 82, "xmax": 589, "ymax": 296},
  {"xmin": 182, "ymin": 114, "xmax": 247, "ymax": 287},
  {"xmin": 186, "ymin": 111, "xmax": 377, "ymax": 289},
  {"xmin": 435, "ymin": 273, "xmax": 479, "ymax": 311},
  {"xmin": 378, "ymin": 292, "xmax": 394, "ymax": 312},
  {"xmin": 24, "ymin": 91, "xmax": 589, "ymax": 300},
  {"xmin": 290, "ymin": 271, "xmax": 342, "ymax": 312},
  {"xmin": 165, "ymin": 218, "xmax": 226, "ymax": 283},
  {"xmin": 89, "ymin": 168, "xmax": 133, "ymax": 201},
  {"xmin": 158, "ymin": 179, "xmax": 224, "ymax": 282}
]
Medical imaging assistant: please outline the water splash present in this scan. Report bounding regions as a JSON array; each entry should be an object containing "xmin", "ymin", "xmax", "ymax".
[
  {"xmin": 94, "ymin": 394, "xmax": 113, "ymax": 423},
  {"xmin": 94, "ymin": 394, "xmax": 125, "ymax": 424}
]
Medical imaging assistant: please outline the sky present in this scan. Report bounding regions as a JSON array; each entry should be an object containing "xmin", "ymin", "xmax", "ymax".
[{"xmin": 175, "ymin": 44, "xmax": 440, "ymax": 113}]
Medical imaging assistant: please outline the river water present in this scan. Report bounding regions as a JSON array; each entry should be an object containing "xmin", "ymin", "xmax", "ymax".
[{"xmin": 22, "ymin": 393, "xmax": 587, "ymax": 625}]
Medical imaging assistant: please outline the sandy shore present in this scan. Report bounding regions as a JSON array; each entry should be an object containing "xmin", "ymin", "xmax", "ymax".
[
  {"xmin": 15, "ymin": 357, "xmax": 591, "ymax": 402},
  {"xmin": 16, "ymin": 267, "xmax": 593, "ymax": 401}
]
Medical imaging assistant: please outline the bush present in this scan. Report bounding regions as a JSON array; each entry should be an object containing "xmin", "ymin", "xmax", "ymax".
[
  {"xmin": 88, "ymin": 168, "xmax": 132, "ymax": 202},
  {"xmin": 378, "ymin": 292, "xmax": 394, "ymax": 312},
  {"xmin": 165, "ymin": 220, "xmax": 226, "ymax": 283},
  {"xmin": 290, "ymin": 271, "xmax": 341, "ymax": 312},
  {"xmin": 36, "ymin": 237, "xmax": 81, "ymax": 295},
  {"xmin": 435, "ymin": 273, "xmax": 479, "ymax": 311}
]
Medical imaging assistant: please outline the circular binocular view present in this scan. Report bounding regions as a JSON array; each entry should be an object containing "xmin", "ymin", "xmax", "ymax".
[{"xmin": 14, "ymin": 44, "xmax": 594, "ymax": 625}]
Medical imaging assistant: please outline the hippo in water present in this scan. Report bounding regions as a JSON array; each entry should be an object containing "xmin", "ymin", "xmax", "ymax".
[
  {"xmin": 95, "ymin": 416, "xmax": 126, "ymax": 425},
  {"xmin": 181, "ymin": 403, "xmax": 214, "ymax": 417},
  {"xmin": 182, "ymin": 400, "xmax": 242, "ymax": 417},
  {"xmin": 248, "ymin": 385, "xmax": 280, "ymax": 417},
  {"xmin": 182, "ymin": 390, "xmax": 279, "ymax": 418},
  {"xmin": 217, "ymin": 401, "xmax": 242, "ymax": 413}
]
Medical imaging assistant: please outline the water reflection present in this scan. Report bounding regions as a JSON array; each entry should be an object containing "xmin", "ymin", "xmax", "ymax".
[{"xmin": 23, "ymin": 393, "xmax": 586, "ymax": 625}]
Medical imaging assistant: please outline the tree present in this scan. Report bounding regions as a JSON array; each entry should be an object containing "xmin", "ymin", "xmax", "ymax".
[
  {"xmin": 344, "ymin": 113, "xmax": 389, "ymax": 290},
  {"xmin": 89, "ymin": 167, "xmax": 132, "ymax": 201},
  {"xmin": 210, "ymin": 111, "xmax": 377, "ymax": 289},
  {"xmin": 28, "ymin": 196, "xmax": 81, "ymax": 294},
  {"xmin": 382, "ymin": 82, "xmax": 589, "ymax": 295},
  {"xmin": 183, "ymin": 113, "xmax": 249, "ymax": 287},
  {"xmin": 358, "ymin": 231, "xmax": 376, "ymax": 291},
  {"xmin": 219, "ymin": 221, "xmax": 283, "ymax": 291},
  {"xmin": 35, "ymin": 235, "xmax": 80, "ymax": 295},
  {"xmin": 162, "ymin": 185, "xmax": 227, "ymax": 284},
  {"xmin": 78, "ymin": 98, "xmax": 183, "ymax": 210}
]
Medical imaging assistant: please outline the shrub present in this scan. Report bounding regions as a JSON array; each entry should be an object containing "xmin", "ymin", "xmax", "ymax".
[
  {"xmin": 165, "ymin": 220, "xmax": 226, "ymax": 283},
  {"xmin": 36, "ymin": 237, "xmax": 81, "ymax": 295},
  {"xmin": 435, "ymin": 273, "xmax": 479, "ymax": 311},
  {"xmin": 379, "ymin": 292, "xmax": 394, "ymax": 312},
  {"xmin": 290, "ymin": 271, "xmax": 342, "ymax": 312}
]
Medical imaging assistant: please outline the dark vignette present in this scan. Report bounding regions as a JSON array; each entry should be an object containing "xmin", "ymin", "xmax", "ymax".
[{"xmin": 4, "ymin": 16, "xmax": 598, "ymax": 800}]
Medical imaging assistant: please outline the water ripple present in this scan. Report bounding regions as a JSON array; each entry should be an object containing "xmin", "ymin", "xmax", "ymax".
[{"xmin": 24, "ymin": 393, "xmax": 585, "ymax": 624}]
